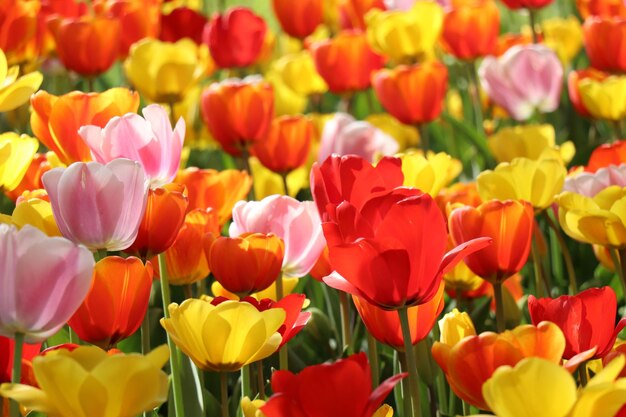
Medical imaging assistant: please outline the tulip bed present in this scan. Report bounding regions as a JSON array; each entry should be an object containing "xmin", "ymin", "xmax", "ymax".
[{"xmin": 1, "ymin": 0, "xmax": 626, "ymax": 417}]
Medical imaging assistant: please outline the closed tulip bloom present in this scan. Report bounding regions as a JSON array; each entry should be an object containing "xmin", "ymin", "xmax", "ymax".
[
  {"xmin": 79, "ymin": 104, "xmax": 185, "ymax": 188},
  {"xmin": 0, "ymin": 0, "xmax": 39, "ymax": 61},
  {"xmin": 203, "ymin": 7, "xmax": 267, "ymax": 68},
  {"xmin": 499, "ymin": 0, "xmax": 554, "ymax": 9},
  {"xmin": 542, "ymin": 17, "xmax": 583, "ymax": 66},
  {"xmin": 159, "ymin": 7, "xmax": 208, "ymax": 44},
  {"xmin": 435, "ymin": 182, "xmax": 483, "ymax": 215},
  {"xmin": 273, "ymin": 0, "xmax": 323, "ymax": 38},
  {"xmin": 125, "ymin": 38, "xmax": 211, "ymax": 104},
  {"xmin": 583, "ymin": 16, "xmax": 626, "ymax": 73},
  {"xmin": 261, "ymin": 353, "xmax": 405, "ymax": 417},
  {"xmin": 272, "ymin": 51, "xmax": 328, "ymax": 96},
  {"xmin": 201, "ymin": 77, "xmax": 274, "ymax": 156},
  {"xmin": 578, "ymin": 74, "xmax": 626, "ymax": 121},
  {"xmin": 442, "ymin": 0, "xmax": 500, "ymax": 60},
  {"xmin": 568, "ymin": 68, "xmax": 608, "ymax": 117},
  {"xmin": 449, "ymin": 199, "xmax": 534, "ymax": 283},
  {"xmin": 0, "ymin": 49, "xmax": 42, "ymax": 112},
  {"xmin": 372, "ymin": 62, "xmax": 448, "ymax": 124},
  {"xmin": 577, "ymin": 0, "xmax": 626, "ymax": 18},
  {"xmin": 0, "ymin": 345, "xmax": 170, "ymax": 417},
  {"xmin": 252, "ymin": 115, "xmax": 313, "ymax": 174},
  {"xmin": 400, "ymin": 151, "xmax": 462, "ymax": 196},
  {"xmin": 10, "ymin": 197, "xmax": 61, "ymax": 237},
  {"xmin": 162, "ymin": 298, "xmax": 284, "ymax": 371},
  {"xmin": 0, "ymin": 133, "xmax": 38, "ymax": 192},
  {"xmin": 586, "ymin": 139, "xmax": 626, "ymax": 172},
  {"xmin": 42, "ymin": 159, "xmax": 149, "ymax": 252},
  {"xmin": 339, "ymin": 0, "xmax": 387, "ymax": 30},
  {"xmin": 311, "ymin": 30, "xmax": 385, "ymax": 94},
  {"xmin": 0, "ymin": 224, "xmax": 94, "ymax": 343},
  {"xmin": 438, "ymin": 308, "xmax": 476, "ymax": 347},
  {"xmin": 528, "ymin": 287, "xmax": 626, "ymax": 359},
  {"xmin": 480, "ymin": 44, "xmax": 563, "ymax": 121},
  {"xmin": 30, "ymin": 88, "xmax": 140, "ymax": 165},
  {"xmin": 487, "ymin": 124, "xmax": 575, "ymax": 164},
  {"xmin": 68, "ymin": 256, "xmax": 153, "ymax": 350},
  {"xmin": 353, "ymin": 282, "xmax": 445, "ymax": 350}
]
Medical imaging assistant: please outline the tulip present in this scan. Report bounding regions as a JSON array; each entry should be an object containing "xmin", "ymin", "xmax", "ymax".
[
  {"xmin": 200, "ymin": 77, "xmax": 274, "ymax": 156},
  {"xmin": 339, "ymin": 0, "xmax": 386, "ymax": 30},
  {"xmin": 442, "ymin": 0, "xmax": 500, "ymax": 60},
  {"xmin": 437, "ymin": 308, "xmax": 476, "ymax": 347},
  {"xmin": 230, "ymin": 195, "xmax": 326, "ymax": 278},
  {"xmin": 68, "ymin": 256, "xmax": 153, "ymax": 350},
  {"xmin": 264, "ymin": 68, "xmax": 308, "ymax": 116},
  {"xmin": 0, "ymin": 49, "xmax": 42, "ymax": 112},
  {"xmin": 272, "ymin": 0, "xmax": 323, "ymax": 38},
  {"xmin": 0, "ymin": 133, "xmax": 38, "ymax": 192},
  {"xmin": 175, "ymin": 167, "xmax": 251, "ymax": 225},
  {"xmin": 366, "ymin": 113, "xmax": 420, "ymax": 150},
  {"xmin": 399, "ymin": 151, "xmax": 462, "ymax": 197},
  {"xmin": 354, "ymin": 283, "xmax": 444, "ymax": 350},
  {"xmin": 161, "ymin": 298, "xmax": 284, "ymax": 371},
  {"xmin": 583, "ymin": 16, "xmax": 626, "ymax": 73},
  {"xmin": 318, "ymin": 113, "xmax": 399, "ymax": 163},
  {"xmin": 10, "ymin": 197, "xmax": 60, "ymax": 237},
  {"xmin": 79, "ymin": 104, "xmax": 185, "ymax": 188},
  {"xmin": 125, "ymin": 38, "xmax": 211, "ymax": 104},
  {"xmin": 528, "ymin": 287, "xmax": 626, "ymax": 359},
  {"xmin": 159, "ymin": 6, "xmax": 207, "ymax": 44},
  {"xmin": 272, "ymin": 51, "xmax": 328, "ymax": 96},
  {"xmin": 435, "ymin": 182, "xmax": 483, "ymax": 215},
  {"xmin": 541, "ymin": 17, "xmax": 583, "ymax": 66},
  {"xmin": 42, "ymin": 158, "xmax": 149, "ymax": 252},
  {"xmin": 125, "ymin": 183, "xmax": 189, "ymax": 259},
  {"xmin": 211, "ymin": 276, "xmax": 300, "ymax": 302},
  {"xmin": 207, "ymin": 233, "xmax": 284, "ymax": 297},
  {"xmin": 5, "ymin": 154, "xmax": 50, "ymax": 202},
  {"xmin": 480, "ymin": 44, "xmax": 563, "ymax": 121},
  {"xmin": 576, "ymin": 0, "xmax": 626, "ymax": 18},
  {"xmin": 0, "ymin": 0, "xmax": 39, "ymax": 62},
  {"xmin": 487, "ymin": 124, "xmax": 575, "ymax": 164},
  {"xmin": 261, "ymin": 353, "xmax": 405, "ymax": 417},
  {"xmin": 248, "ymin": 157, "xmax": 309, "ymax": 198},
  {"xmin": 30, "ymin": 88, "xmax": 140, "ymax": 165},
  {"xmin": 586, "ymin": 139, "xmax": 626, "ymax": 172},
  {"xmin": 203, "ymin": 7, "xmax": 267, "ymax": 69},
  {"xmin": 372, "ymin": 62, "xmax": 449, "ymax": 125},
  {"xmin": 311, "ymin": 30, "xmax": 385, "ymax": 94},
  {"xmin": 578, "ymin": 74, "xmax": 626, "ymax": 121},
  {"xmin": 0, "ymin": 345, "xmax": 170, "ymax": 417},
  {"xmin": 0, "ymin": 336, "xmax": 40, "ymax": 384},
  {"xmin": 0, "ymin": 224, "xmax": 94, "ymax": 343},
  {"xmin": 563, "ymin": 164, "xmax": 626, "ymax": 197},
  {"xmin": 567, "ymin": 68, "xmax": 608, "ymax": 117},
  {"xmin": 499, "ymin": 0, "xmax": 554, "ymax": 9}
]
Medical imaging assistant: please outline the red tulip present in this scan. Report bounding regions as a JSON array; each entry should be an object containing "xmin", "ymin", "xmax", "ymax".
[
  {"xmin": 339, "ymin": 0, "xmax": 386, "ymax": 30},
  {"xmin": 160, "ymin": 7, "xmax": 207, "ymax": 44},
  {"xmin": 583, "ymin": 16, "xmax": 626, "ymax": 72},
  {"xmin": 442, "ymin": 0, "xmax": 500, "ymax": 60},
  {"xmin": 586, "ymin": 139, "xmax": 626, "ymax": 172},
  {"xmin": 272, "ymin": 0, "xmax": 323, "ymax": 38},
  {"xmin": 0, "ymin": 336, "xmax": 40, "ymax": 383},
  {"xmin": 499, "ymin": 0, "xmax": 554, "ymax": 10}
]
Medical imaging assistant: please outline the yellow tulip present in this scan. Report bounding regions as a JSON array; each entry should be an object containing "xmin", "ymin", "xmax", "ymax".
[
  {"xmin": 399, "ymin": 151, "xmax": 461, "ymax": 196},
  {"xmin": 125, "ymin": 38, "xmax": 212, "ymax": 104},
  {"xmin": 488, "ymin": 124, "xmax": 575, "ymax": 164},
  {"xmin": 211, "ymin": 276, "xmax": 300, "ymax": 302},
  {"xmin": 437, "ymin": 308, "xmax": 476, "ymax": 347},
  {"xmin": 0, "ymin": 48, "xmax": 42, "ymax": 112},
  {"xmin": 0, "ymin": 345, "xmax": 170, "ymax": 417},
  {"xmin": 160, "ymin": 298, "xmax": 285, "ymax": 372},
  {"xmin": 444, "ymin": 259, "xmax": 484, "ymax": 292},
  {"xmin": 373, "ymin": 405, "xmax": 394, "ymax": 417},
  {"xmin": 249, "ymin": 156, "xmax": 309, "ymax": 199},
  {"xmin": 264, "ymin": 69, "xmax": 308, "ymax": 116},
  {"xmin": 0, "ymin": 132, "xmax": 38, "ymax": 191},
  {"xmin": 477, "ymin": 157, "xmax": 567, "ymax": 210},
  {"xmin": 541, "ymin": 17, "xmax": 583, "ymax": 67},
  {"xmin": 578, "ymin": 75, "xmax": 626, "ymax": 121},
  {"xmin": 11, "ymin": 198, "xmax": 61, "ymax": 236},
  {"xmin": 366, "ymin": 113, "xmax": 420, "ymax": 150},
  {"xmin": 174, "ymin": 85, "xmax": 213, "ymax": 149},
  {"xmin": 557, "ymin": 186, "xmax": 626, "ymax": 248},
  {"xmin": 241, "ymin": 397, "xmax": 266, "ymax": 417},
  {"xmin": 273, "ymin": 51, "xmax": 328, "ymax": 96},
  {"xmin": 365, "ymin": 2, "xmax": 443, "ymax": 63}
]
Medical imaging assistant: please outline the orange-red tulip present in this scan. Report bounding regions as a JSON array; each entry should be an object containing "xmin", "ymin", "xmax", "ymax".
[
  {"xmin": 372, "ymin": 62, "xmax": 448, "ymax": 125},
  {"xmin": 435, "ymin": 182, "xmax": 483, "ymax": 216},
  {"xmin": 159, "ymin": 6, "xmax": 207, "ymax": 44},
  {"xmin": 495, "ymin": 33, "xmax": 534, "ymax": 56},
  {"xmin": 251, "ymin": 115, "xmax": 313, "ymax": 175},
  {"xmin": 567, "ymin": 68, "xmax": 608, "ymax": 118},
  {"xmin": 175, "ymin": 167, "xmax": 252, "ymax": 225},
  {"xmin": 577, "ymin": 0, "xmax": 626, "ymax": 19},
  {"xmin": 30, "ymin": 88, "xmax": 140, "ymax": 165},
  {"xmin": 442, "ymin": 0, "xmax": 500, "ymax": 60},
  {"xmin": 499, "ymin": 0, "xmax": 554, "ymax": 10},
  {"xmin": 201, "ymin": 78, "xmax": 274, "ymax": 156},
  {"xmin": 448, "ymin": 200, "xmax": 534, "ymax": 283},
  {"xmin": 311, "ymin": 30, "xmax": 385, "ymax": 94},
  {"xmin": 207, "ymin": 233, "xmax": 284, "ymax": 297},
  {"xmin": 68, "ymin": 256, "xmax": 154, "ymax": 350},
  {"xmin": 272, "ymin": 0, "xmax": 323, "ymax": 39},
  {"xmin": 339, "ymin": 0, "xmax": 386, "ymax": 30},
  {"xmin": 309, "ymin": 245, "xmax": 332, "ymax": 282},
  {"xmin": 586, "ymin": 139, "xmax": 626, "ymax": 172},
  {"xmin": 0, "ymin": 0, "xmax": 39, "ymax": 62},
  {"xmin": 583, "ymin": 16, "xmax": 626, "ymax": 72},
  {"xmin": 125, "ymin": 183, "xmax": 189, "ymax": 259},
  {"xmin": 5, "ymin": 154, "xmax": 51, "ymax": 202}
]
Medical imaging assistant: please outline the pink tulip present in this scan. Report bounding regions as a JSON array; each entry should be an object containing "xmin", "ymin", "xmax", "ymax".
[
  {"xmin": 563, "ymin": 164, "xmax": 626, "ymax": 197},
  {"xmin": 384, "ymin": 0, "xmax": 418, "ymax": 9},
  {"xmin": 79, "ymin": 104, "xmax": 185, "ymax": 188},
  {"xmin": 229, "ymin": 195, "xmax": 326, "ymax": 278},
  {"xmin": 318, "ymin": 113, "xmax": 399, "ymax": 163},
  {"xmin": 0, "ymin": 224, "xmax": 94, "ymax": 343},
  {"xmin": 479, "ymin": 44, "xmax": 563, "ymax": 121},
  {"xmin": 42, "ymin": 158, "xmax": 149, "ymax": 251}
]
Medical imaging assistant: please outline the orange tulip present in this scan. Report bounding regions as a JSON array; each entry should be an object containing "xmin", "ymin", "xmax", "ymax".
[
  {"xmin": 435, "ymin": 182, "xmax": 482, "ymax": 216},
  {"xmin": 354, "ymin": 283, "xmax": 445, "ymax": 350},
  {"xmin": 494, "ymin": 33, "xmax": 534, "ymax": 56},
  {"xmin": 567, "ymin": 68, "xmax": 608, "ymax": 118},
  {"xmin": 68, "ymin": 256, "xmax": 154, "ymax": 350},
  {"xmin": 586, "ymin": 139, "xmax": 626, "ymax": 172},
  {"xmin": 371, "ymin": 62, "xmax": 448, "ymax": 125},
  {"xmin": 251, "ymin": 115, "xmax": 313, "ymax": 175},
  {"xmin": 442, "ymin": 0, "xmax": 500, "ymax": 60},
  {"xmin": 311, "ymin": 30, "xmax": 385, "ymax": 94},
  {"xmin": 0, "ymin": 0, "xmax": 39, "ymax": 63},
  {"xmin": 339, "ymin": 0, "xmax": 386, "ymax": 30},
  {"xmin": 30, "ymin": 88, "xmax": 140, "ymax": 165},
  {"xmin": 432, "ymin": 321, "xmax": 568, "ymax": 410},
  {"xmin": 125, "ymin": 183, "xmax": 189, "ymax": 259},
  {"xmin": 577, "ymin": 0, "xmax": 626, "ymax": 19},
  {"xmin": 272, "ymin": 0, "xmax": 323, "ymax": 39},
  {"xmin": 309, "ymin": 245, "xmax": 332, "ymax": 282},
  {"xmin": 201, "ymin": 78, "xmax": 274, "ymax": 156},
  {"xmin": 583, "ymin": 16, "xmax": 626, "ymax": 73},
  {"xmin": 206, "ymin": 233, "xmax": 284, "ymax": 297},
  {"xmin": 448, "ymin": 200, "xmax": 534, "ymax": 283},
  {"xmin": 175, "ymin": 167, "xmax": 251, "ymax": 225},
  {"xmin": 5, "ymin": 154, "xmax": 51, "ymax": 202},
  {"xmin": 159, "ymin": 208, "xmax": 219, "ymax": 285}
]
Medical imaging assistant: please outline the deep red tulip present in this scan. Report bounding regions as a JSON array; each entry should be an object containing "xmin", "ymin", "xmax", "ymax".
[
  {"xmin": 0, "ymin": 336, "xmax": 40, "ymax": 383},
  {"xmin": 583, "ymin": 16, "xmax": 626, "ymax": 72},
  {"xmin": 272, "ymin": 0, "xmax": 323, "ymax": 39},
  {"xmin": 499, "ymin": 0, "xmax": 554, "ymax": 10},
  {"xmin": 528, "ymin": 286, "xmax": 626, "ymax": 359},
  {"xmin": 160, "ymin": 7, "xmax": 207, "ymax": 44}
]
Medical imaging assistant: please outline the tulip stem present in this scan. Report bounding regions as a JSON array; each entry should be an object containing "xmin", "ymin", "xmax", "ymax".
[
  {"xmin": 220, "ymin": 372, "xmax": 230, "ymax": 417},
  {"xmin": 338, "ymin": 292, "xmax": 352, "ymax": 353},
  {"xmin": 241, "ymin": 365, "xmax": 251, "ymax": 401},
  {"xmin": 493, "ymin": 281, "xmax": 505, "ymax": 333},
  {"xmin": 158, "ymin": 253, "xmax": 185, "ymax": 417},
  {"xmin": 280, "ymin": 173, "xmax": 289, "ymax": 196},
  {"xmin": 398, "ymin": 307, "xmax": 422, "ymax": 417},
  {"xmin": 398, "ymin": 352, "xmax": 412, "ymax": 417},
  {"xmin": 613, "ymin": 120, "xmax": 625, "ymax": 140},
  {"xmin": 467, "ymin": 61, "xmax": 484, "ymax": 136},
  {"xmin": 95, "ymin": 248, "xmax": 107, "ymax": 262},
  {"xmin": 141, "ymin": 308, "xmax": 151, "ymax": 355},
  {"xmin": 256, "ymin": 361, "xmax": 266, "ymax": 400},
  {"xmin": 542, "ymin": 211, "xmax": 577, "ymax": 294},
  {"xmin": 239, "ymin": 147, "xmax": 256, "ymax": 201},
  {"xmin": 528, "ymin": 8, "xmax": 539, "ymax": 44},
  {"xmin": 10, "ymin": 333, "xmax": 24, "ymax": 417},
  {"xmin": 168, "ymin": 102, "xmax": 177, "ymax": 127},
  {"xmin": 367, "ymin": 331, "xmax": 380, "ymax": 388},
  {"xmin": 578, "ymin": 362, "xmax": 588, "ymax": 387},
  {"xmin": 613, "ymin": 249, "xmax": 626, "ymax": 300},
  {"xmin": 417, "ymin": 123, "xmax": 430, "ymax": 154},
  {"xmin": 531, "ymin": 236, "xmax": 549, "ymax": 297}
]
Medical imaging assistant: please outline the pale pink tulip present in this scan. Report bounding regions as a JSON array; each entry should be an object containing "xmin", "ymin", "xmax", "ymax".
[
  {"xmin": 229, "ymin": 195, "xmax": 326, "ymax": 278},
  {"xmin": 42, "ymin": 158, "xmax": 149, "ymax": 251},
  {"xmin": 0, "ymin": 224, "xmax": 94, "ymax": 343},
  {"xmin": 563, "ymin": 164, "xmax": 626, "ymax": 197},
  {"xmin": 479, "ymin": 44, "xmax": 563, "ymax": 121},
  {"xmin": 79, "ymin": 104, "xmax": 185, "ymax": 188},
  {"xmin": 318, "ymin": 113, "xmax": 399, "ymax": 163}
]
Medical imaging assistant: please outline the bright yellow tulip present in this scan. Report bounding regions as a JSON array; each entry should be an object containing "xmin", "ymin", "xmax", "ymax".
[
  {"xmin": 366, "ymin": 113, "xmax": 420, "ymax": 150},
  {"xmin": 125, "ymin": 38, "xmax": 212, "ymax": 104},
  {"xmin": 0, "ymin": 133, "xmax": 38, "ymax": 191},
  {"xmin": 11, "ymin": 198, "xmax": 60, "ymax": 236},
  {"xmin": 0, "ymin": 48, "xmax": 42, "ymax": 112},
  {"xmin": 211, "ymin": 276, "xmax": 300, "ymax": 302},
  {"xmin": 541, "ymin": 17, "xmax": 583, "ymax": 67},
  {"xmin": 264, "ymin": 69, "xmax": 308, "ymax": 116},
  {"xmin": 241, "ymin": 397, "xmax": 266, "ymax": 417},
  {"xmin": 373, "ymin": 405, "xmax": 394, "ymax": 417},
  {"xmin": 399, "ymin": 151, "xmax": 461, "ymax": 196},
  {"xmin": 444, "ymin": 259, "xmax": 484, "ymax": 292},
  {"xmin": 249, "ymin": 156, "xmax": 309, "ymax": 199},
  {"xmin": 477, "ymin": 157, "xmax": 567, "ymax": 210},
  {"xmin": 160, "ymin": 298, "xmax": 285, "ymax": 372},
  {"xmin": 578, "ymin": 75, "xmax": 626, "ymax": 121},
  {"xmin": 273, "ymin": 51, "xmax": 328, "ymax": 96},
  {"xmin": 0, "ymin": 345, "xmax": 170, "ymax": 417},
  {"xmin": 488, "ymin": 124, "xmax": 575, "ymax": 164},
  {"xmin": 437, "ymin": 308, "xmax": 477, "ymax": 347}
]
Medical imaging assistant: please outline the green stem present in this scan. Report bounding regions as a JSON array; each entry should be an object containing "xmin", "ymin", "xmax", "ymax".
[
  {"xmin": 220, "ymin": 372, "xmax": 230, "ymax": 417},
  {"xmin": 493, "ymin": 281, "xmax": 505, "ymax": 333},
  {"xmin": 427, "ymin": 384, "xmax": 437, "ymax": 417},
  {"xmin": 241, "ymin": 365, "xmax": 251, "ymax": 402},
  {"xmin": 528, "ymin": 8, "xmax": 539, "ymax": 44},
  {"xmin": 531, "ymin": 236, "xmax": 549, "ymax": 297},
  {"xmin": 435, "ymin": 374, "xmax": 448, "ymax": 416},
  {"xmin": 280, "ymin": 173, "xmax": 289, "ymax": 196},
  {"xmin": 68, "ymin": 327, "xmax": 78, "ymax": 344},
  {"xmin": 367, "ymin": 331, "xmax": 380, "ymax": 388},
  {"xmin": 10, "ymin": 333, "xmax": 24, "ymax": 417},
  {"xmin": 612, "ymin": 120, "xmax": 624, "ymax": 140},
  {"xmin": 398, "ymin": 307, "xmax": 422, "ymax": 417},
  {"xmin": 462, "ymin": 400, "xmax": 470, "ymax": 416},
  {"xmin": 240, "ymin": 147, "xmax": 256, "ymax": 201},
  {"xmin": 417, "ymin": 123, "xmax": 430, "ymax": 154},
  {"xmin": 338, "ymin": 292, "xmax": 352, "ymax": 353},
  {"xmin": 183, "ymin": 284, "xmax": 194, "ymax": 300},
  {"xmin": 141, "ymin": 308, "xmax": 151, "ymax": 355},
  {"xmin": 542, "ymin": 210, "xmax": 577, "ymax": 294},
  {"xmin": 467, "ymin": 61, "xmax": 484, "ymax": 136},
  {"xmin": 279, "ymin": 345, "xmax": 289, "ymax": 371},
  {"xmin": 612, "ymin": 248, "xmax": 626, "ymax": 299},
  {"xmin": 578, "ymin": 362, "xmax": 588, "ymax": 387},
  {"xmin": 399, "ymin": 352, "xmax": 412, "ymax": 417},
  {"xmin": 158, "ymin": 253, "xmax": 185, "ymax": 417},
  {"xmin": 95, "ymin": 248, "xmax": 107, "ymax": 262},
  {"xmin": 455, "ymin": 290, "xmax": 463, "ymax": 311},
  {"xmin": 275, "ymin": 274, "xmax": 284, "ymax": 300},
  {"xmin": 256, "ymin": 361, "xmax": 266, "ymax": 400},
  {"xmin": 168, "ymin": 102, "xmax": 177, "ymax": 127}
]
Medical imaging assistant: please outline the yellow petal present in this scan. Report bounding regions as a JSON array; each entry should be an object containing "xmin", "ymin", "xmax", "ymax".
[
  {"xmin": 0, "ymin": 383, "xmax": 55, "ymax": 415},
  {"xmin": 0, "ymin": 70, "xmax": 43, "ymax": 112},
  {"xmin": 0, "ymin": 133, "xmax": 38, "ymax": 191},
  {"xmin": 12, "ymin": 198, "xmax": 61, "ymax": 236},
  {"xmin": 373, "ymin": 404, "xmax": 394, "ymax": 417}
]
